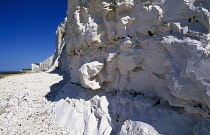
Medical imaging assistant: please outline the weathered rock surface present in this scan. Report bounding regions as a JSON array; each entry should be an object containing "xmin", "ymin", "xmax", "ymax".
[{"xmin": 62, "ymin": 0, "xmax": 210, "ymax": 117}]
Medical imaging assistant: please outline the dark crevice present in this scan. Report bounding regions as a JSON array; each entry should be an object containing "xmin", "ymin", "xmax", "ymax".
[
  {"xmin": 71, "ymin": 82, "xmax": 82, "ymax": 87},
  {"xmin": 188, "ymin": 18, "xmax": 192, "ymax": 23},
  {"xmin": 152, "ymin": 72, "xmax": 166, "ymax": 80},
  {"xmin": 132, "ymin": 67, "xmax": 144, "ymax": 72},
  {"xmin": 112, "ymin": 36, "xmax": 125, "ymax": 41},
  {"xmin": 148, "ymin": 31, "xmax": 153, "ymax": 36},
  {"xmin": 116, "ymin": 113, "xmax": 120, "ymax": 122},
  {"xmin": 153, "ymin": 99, "xmax": 160, "ymax": 106},
  {"xmin": 118, "ymin": 37, "xmax": 125, "ymax": 40},
  {"xmin": 129, "ymin": 91, "xmax": 144, "ymax": 97},
  {"xmin": 127, "ymin": 35, "xmax": 133, "ymax": 38},
  {"xmin": 194, "ymin": 104, "xmax": 202, "ymax": 109}
]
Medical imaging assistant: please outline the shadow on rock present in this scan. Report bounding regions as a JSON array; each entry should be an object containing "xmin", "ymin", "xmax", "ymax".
[{"xmin": 45, "ymin": 72, "xmax": 200, "ymax": 135}]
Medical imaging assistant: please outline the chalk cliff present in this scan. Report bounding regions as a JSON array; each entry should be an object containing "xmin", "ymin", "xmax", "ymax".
[
  {"xmin": 31, "ymin": 19, "xmax": 68, "ymax": 72},
  {"xmin": 64, "ymin": 0, "xmax": 210, "ymax": 117},
  {"xmin": 40, "ymin": 0, "xmax": 210, "ymax": 134}
]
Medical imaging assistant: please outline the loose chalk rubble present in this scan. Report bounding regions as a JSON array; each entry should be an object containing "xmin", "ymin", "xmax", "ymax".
[{"xmin": 0, "ymin": 72, "xmax": 72, "ymax": 135}]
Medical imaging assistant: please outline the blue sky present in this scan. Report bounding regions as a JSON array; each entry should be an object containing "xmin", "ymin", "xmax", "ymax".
[{"xmin": 0, "ymin": 0, "xmax": 67, "ymax": 71}]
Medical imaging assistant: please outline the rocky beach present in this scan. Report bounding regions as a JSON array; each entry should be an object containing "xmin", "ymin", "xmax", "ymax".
[{"xmin": 0, "ymin": 72, "xmax": 72, "ymax": 135}]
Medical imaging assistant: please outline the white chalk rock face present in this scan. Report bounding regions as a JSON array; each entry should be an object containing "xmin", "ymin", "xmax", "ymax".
[
  {"xmin": 52, "ymin": 83, "xmax": 112, "ymax": 135},
  {"xmin": 62, "ymin": 0, "xmax": 210, "ymax": 116}
]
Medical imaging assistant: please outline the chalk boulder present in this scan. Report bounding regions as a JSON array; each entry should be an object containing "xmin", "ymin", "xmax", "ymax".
[{"xmin": 79, "ymin": 61, "xmax": 104, "ymax": 90}]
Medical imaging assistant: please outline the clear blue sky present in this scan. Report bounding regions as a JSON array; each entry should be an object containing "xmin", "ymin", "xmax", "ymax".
[{"xmin": 0, "ymin": 0, "xmax": 67, "ymax": 71}]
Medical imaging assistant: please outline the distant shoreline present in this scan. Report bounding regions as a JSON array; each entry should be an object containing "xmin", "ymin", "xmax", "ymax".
[
  {"xmin": 0, "ymin": 71, "xmax": 22, "ymax": 74},
  {"xmin": 0, "ymin": 71, "xmax": 35, "ymax": 79}
]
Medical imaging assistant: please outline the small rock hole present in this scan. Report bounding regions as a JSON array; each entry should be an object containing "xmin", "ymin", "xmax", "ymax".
[
  {"xmin": 153, "ymin": 99, "xmax": 160, "ymax": 106},
  {"xmin": 188, "ymin": 18, "xmax": 191, "ymax": 23},
  {"xmin": 148, "ymin": 31, "xmax": 153, "ymax": 36},
  {"xmin": 133, "ymin": 92, "xmax": 138, "ymax": 97},
  {"xmin": 194, "ymin": 104, "xmax": 202, "ymax": 108},
  {"xmin": 128, "ymin": 35, "xmax": 132, "ymax": 38},
  {"xmin": 116, "ymin": 114, "xmax": 120, "ymax": 122}
]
